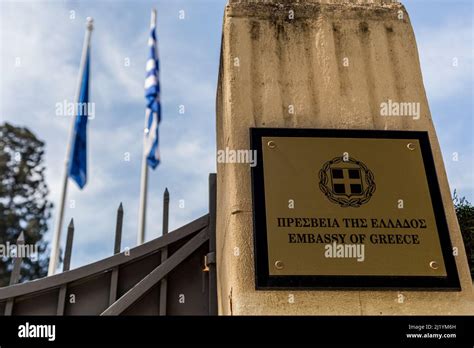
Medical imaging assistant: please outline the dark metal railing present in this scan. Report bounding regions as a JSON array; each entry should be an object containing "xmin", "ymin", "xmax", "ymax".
[{"xmin": 0, "ymin": 173, "xmax": 217, "ymax": 316}]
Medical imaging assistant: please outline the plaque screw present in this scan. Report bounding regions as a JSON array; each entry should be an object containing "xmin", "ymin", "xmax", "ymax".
[
  {"xmin": 274, "ymin": 260, "xmax": 284, "ymax": 270},
  {"xmin": 429, "ymin": 261, "xmax": 439, "ymax": 270},
  {"xmin": 407, "ymin": 143, "xmax": 415, "ymax": 151},
  {"xmin": 267, "ymin": 140, "xmax": 276, "ymax": 149}
]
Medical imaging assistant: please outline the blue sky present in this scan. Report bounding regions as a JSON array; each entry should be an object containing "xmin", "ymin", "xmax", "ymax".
[{"xmin": 0, "ymin": 0, "xmax": 472, "ymax": 270}]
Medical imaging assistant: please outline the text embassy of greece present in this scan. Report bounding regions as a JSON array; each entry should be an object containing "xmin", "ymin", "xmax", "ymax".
[{"xmin": 276, "ymin": 217, "xmax": 427, "ymax": 245}]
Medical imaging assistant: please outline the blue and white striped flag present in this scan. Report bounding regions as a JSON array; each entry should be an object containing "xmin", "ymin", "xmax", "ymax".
[{"xmin": 143, "ymin": 9, "xmax": 161, "ymax": 169}]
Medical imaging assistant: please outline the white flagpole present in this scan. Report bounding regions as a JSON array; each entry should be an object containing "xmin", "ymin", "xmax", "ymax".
[
  {"xmin": 137, "ymin": 117, "xmax": 149, "ymax": 246},
  {"xmin": 48, "ymin": 17, "xmax": 94, "ymax": 276},
  {"xmin": 137, "ymin": 9, "xmax": 157, "ymax": 246}
]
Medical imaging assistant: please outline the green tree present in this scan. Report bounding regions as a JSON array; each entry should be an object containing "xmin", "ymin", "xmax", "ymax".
[
  {"xmin": 0, "ymin": 123, "xmax": 52, "ymax": 287},
  {"xmin": 453, "ymin": 190, "xmax": 474, "ymax": 279}
]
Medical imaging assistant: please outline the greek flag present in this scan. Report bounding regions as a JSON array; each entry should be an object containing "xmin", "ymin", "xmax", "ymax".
[
  {"xmin": 144, "ymin": 9, "xmax": 161, "ymax": 169},
  {"xmin": 68, "ymin": 46, "xmax": 90, "ymax": 189}
]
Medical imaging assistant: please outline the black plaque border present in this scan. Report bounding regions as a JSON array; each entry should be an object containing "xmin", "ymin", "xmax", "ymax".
[{"xmin": 250, "ymin": 127, "xmax": 461, "ymax": 290}]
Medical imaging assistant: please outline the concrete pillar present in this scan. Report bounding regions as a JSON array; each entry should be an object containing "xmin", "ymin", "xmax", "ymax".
[{"xmin": 216, "ymin": 0, "xmax": 474, "ymax": 314}]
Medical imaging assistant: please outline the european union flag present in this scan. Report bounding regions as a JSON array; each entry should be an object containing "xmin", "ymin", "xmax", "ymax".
[{"xmin": 68, "ymin": 47, "xmax": 90, "ymax": 189}]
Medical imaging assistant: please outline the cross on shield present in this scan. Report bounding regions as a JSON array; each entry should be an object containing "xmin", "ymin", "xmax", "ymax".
[{"xmin": 330, "ymin": 167, "xmax": 364, "ymax": 197}]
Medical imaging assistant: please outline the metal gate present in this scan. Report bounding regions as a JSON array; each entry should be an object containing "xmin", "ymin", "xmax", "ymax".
[{"xmin": 0, "ymin": 174, "xmax": 217, "ymax": 315}]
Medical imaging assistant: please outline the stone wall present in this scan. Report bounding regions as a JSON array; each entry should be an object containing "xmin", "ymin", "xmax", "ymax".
[{"xmin": 216, "ymin": 0, "xmax": 474, "ymax": 314}]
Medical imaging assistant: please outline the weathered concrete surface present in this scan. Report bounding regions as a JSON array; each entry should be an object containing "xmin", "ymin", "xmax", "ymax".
[{"xmin": 216, "ymin": 0, "xmax": 474, "ymax": 315}]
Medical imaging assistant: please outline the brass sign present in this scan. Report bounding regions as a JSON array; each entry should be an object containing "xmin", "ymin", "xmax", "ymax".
[{"xmin": 250, "ymin": 128, "xmax": 460, "ymax": 290}]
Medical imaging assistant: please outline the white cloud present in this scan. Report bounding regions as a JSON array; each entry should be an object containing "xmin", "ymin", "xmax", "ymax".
[
  {"xmin": 416, "ymin": 19, "xmax": 473, "ymax": 101},
  {"xmin": 1, "ymin": 1, "xmax": 219, "ymax": 269},
  {"xmin": 414, "ymin": 16, "xmax": 474, "ymax": 198}
]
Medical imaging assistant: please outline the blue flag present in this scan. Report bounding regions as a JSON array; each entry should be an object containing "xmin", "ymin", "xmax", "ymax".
[
  {"xmin": 68, "ymin": 47, "xmax": 90, "ymax": 189},
  {"xmin": 143, "ymin": 10, "xmax": 161, "ymax": 169}
]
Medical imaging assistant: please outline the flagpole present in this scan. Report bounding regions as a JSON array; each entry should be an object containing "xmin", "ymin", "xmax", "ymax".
[
  {"xmin": 48, "ymin": 17, "xmax": 94, "ymax": 276},
  {"xmin": 137, "ymin": 9, "xmax": 157, "ymax": 246},
  {"xmin": 137, "ymin": 123, "xmax": 149, "ymax": 246}
]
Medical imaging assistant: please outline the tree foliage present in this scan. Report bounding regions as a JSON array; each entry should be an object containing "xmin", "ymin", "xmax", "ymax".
[
  {"xmin": 453, "ymin": 190, "xmax": 474, "ymax": 279},
  {"xmin": 0, "ymin": 123, "xmax": 52, "ymax": 287}
]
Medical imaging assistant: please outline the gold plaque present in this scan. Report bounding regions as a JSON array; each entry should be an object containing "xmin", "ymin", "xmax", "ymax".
[{"xmin": 251, "ymin": 128, "xmax": 460, "ymax": 289}]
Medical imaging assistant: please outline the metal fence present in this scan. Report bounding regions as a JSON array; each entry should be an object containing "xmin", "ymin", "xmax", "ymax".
[{"xmin": 0, "ymin": 174, "xmax": 217, "ymax": 315}]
